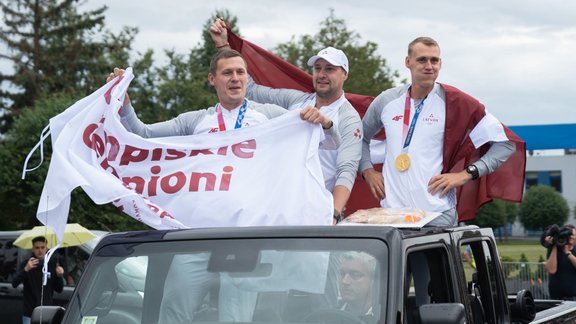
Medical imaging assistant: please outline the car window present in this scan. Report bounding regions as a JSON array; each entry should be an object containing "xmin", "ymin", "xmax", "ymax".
[
  {"xmin": 50, "ymin": 246, "xmax": 91, "ymax": 287},
  {"xmin": 462, "ymin": 240, "xmax": 508, "ymax": 324},
  {"xmin": 65, "ymin": 238, "xmax": 387, "ymax": 324},
  {"xmin": 404, "ymin": 246, "xmax": 455, "ymax": 323}
]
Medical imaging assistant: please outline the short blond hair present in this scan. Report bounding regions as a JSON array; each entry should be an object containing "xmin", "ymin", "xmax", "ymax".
[{"xmin": 408, "ymin": 37, "xmax": 440, "ymax": 55}]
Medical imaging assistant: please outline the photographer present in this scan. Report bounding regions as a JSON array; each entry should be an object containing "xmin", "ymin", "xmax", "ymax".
[
  {"xmin": 11, "ymin": 236, "xmax": 64, "ymax": 324},
  {"xmin": 544, "ymin": 224, "xmax": 576, "ymax": 300}
]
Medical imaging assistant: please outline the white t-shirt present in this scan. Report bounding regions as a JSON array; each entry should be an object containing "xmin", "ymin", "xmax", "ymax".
[
  {"xmin": 371, "ymin": 83, "xmax": 455, "ymax": 212},
  {"xmin": 287, "ymin": 95, "xmax": 345, "ymax": 190}
]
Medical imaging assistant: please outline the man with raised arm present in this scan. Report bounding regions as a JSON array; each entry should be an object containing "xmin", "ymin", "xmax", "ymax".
[{"xmin": 209, "ymin": 18, "xmax": 362, "ymax": 222}]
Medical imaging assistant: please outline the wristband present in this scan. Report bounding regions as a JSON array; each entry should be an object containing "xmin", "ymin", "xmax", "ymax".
[{"xmin": 215, "ymin": 43, "xmax": 229, "ymax": 49}]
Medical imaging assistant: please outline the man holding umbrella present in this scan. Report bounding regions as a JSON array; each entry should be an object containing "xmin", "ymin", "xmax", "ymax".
[{"xmin": 12, "ymin": 236, "xmax": 64, "ymax": 324}]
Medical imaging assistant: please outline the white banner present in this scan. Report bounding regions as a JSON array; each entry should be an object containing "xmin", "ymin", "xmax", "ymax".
[{"xmin": 36, "ymin": 68, "xmax": 333, "ymax": 244}]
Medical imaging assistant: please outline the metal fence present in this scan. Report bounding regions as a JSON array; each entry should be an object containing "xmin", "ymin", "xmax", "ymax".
[{"xmin": 501, "ymin": 262, "xmax": 549, "ymax": 299}]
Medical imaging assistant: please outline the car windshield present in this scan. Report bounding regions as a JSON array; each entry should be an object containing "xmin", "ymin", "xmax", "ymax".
[{"xmin": 63, "ymin": 237, "xmax": 387, "ymax": 324}]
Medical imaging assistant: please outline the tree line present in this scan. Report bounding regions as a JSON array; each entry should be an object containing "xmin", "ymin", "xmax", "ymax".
[{"xmin": 470, "ymin": 185, "xmax": 571, "ymax": 241}]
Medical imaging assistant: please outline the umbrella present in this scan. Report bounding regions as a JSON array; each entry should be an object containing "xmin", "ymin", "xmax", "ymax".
[{"xmin": 13, "ymin": 223, "xmax": 97, "ymax": 249}]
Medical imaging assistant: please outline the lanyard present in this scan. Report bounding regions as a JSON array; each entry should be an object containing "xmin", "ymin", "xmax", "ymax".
[
  {"xmin": 216, "ymin": 99, "xmax": 248, "ymax": 131},
  {"xmin": 401, "ymin": 90, "xmax": 427, "ymax": 152}
]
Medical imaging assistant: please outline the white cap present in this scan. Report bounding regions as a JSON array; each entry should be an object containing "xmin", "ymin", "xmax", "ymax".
[{"xmin": 307, "ymin": 47, "xmax": 349, "ymax": 73}]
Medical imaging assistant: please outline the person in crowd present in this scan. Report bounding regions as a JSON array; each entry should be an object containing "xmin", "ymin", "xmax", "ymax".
[
  {"xmin": 545, "ymin": 224, "xmax": 576, "ymax": 300},
  {"xmin": 209, "ymin": 17, "xmax": 362, "ymax": 222},
  {"xmin": 359, "ymin": 36, "xmax": 517, "ymax": 227},
  {"xmin": 11, "ymin": 236, "xmax": 64, "ymax": 324},
  {"xmin": 462, "ymin": 244, "xmax": 476, "ymax": 269},
  {"xmin": 65, "ymin": 251, "xmax": 86, "ymax": 286}
]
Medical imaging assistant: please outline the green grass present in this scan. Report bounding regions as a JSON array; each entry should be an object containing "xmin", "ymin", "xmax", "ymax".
[
  {"xmin": 458, "ymin": 240, "xmax": 547, "ymax": 281},
  {"xmin": 495, "ymin": 239, "xmax": 547, "ymax": 263}
]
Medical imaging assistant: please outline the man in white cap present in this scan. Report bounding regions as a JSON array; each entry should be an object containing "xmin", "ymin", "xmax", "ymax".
[{"xmin": 210, "ymin": 18, "xmax": 362, "ymax": 222}]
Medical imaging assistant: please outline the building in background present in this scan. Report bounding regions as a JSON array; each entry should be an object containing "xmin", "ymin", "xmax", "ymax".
[{"xmin": 509, "ymin": 124, "xmax": 576, "ymax": 236}]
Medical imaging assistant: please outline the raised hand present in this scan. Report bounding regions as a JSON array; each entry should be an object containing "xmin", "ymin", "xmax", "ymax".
[{"xmin": 209, "ymin": 17, "xmax": 230, "ymax": 48}]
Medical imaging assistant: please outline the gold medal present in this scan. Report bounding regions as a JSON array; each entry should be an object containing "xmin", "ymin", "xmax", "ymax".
[{"xmin": 395, "ymin": 153, "xmax": 411, "ymax": 172}]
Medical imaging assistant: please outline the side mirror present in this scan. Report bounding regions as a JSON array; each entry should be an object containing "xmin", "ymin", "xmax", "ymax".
[
  {"xmin": 31, "ymin": 306, "xmax": 65, "ymax": 324},
  {"xmin": 510, "ymin": 289, "xmax": 535, "ymax": 323},
  {"xmin": 418, "ymin": 303, "xmax": 465, "ymax": 324}
]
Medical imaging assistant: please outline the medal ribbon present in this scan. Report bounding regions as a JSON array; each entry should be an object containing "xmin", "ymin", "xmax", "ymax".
[
  {"xmin": 401, "ymin": 90, "xmax": 427, "ymax": 153},
  {"xmin": 216, "ymin": 99, "xmax": 248, "ymax": 131}
]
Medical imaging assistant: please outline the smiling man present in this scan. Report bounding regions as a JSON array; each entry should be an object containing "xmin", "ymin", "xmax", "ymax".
[{"xmin": 209, "ymin": 18, "xmax": 362, "ymax": 222}]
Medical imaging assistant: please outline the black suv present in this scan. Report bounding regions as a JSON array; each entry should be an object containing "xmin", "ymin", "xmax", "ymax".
[{"xmin": 33, "ymin": 225, "xmax": 576, "ymax": 324}]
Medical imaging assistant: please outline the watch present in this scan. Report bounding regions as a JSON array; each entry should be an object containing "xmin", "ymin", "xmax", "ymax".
[
  {"xmin": 322, "ymin": 120, "xmax": 334, "ymax": 130},
  {"xmin": 333, "ymin": 209, "xmax": 343, "ymax": 223},
  {"xmin": 465, "ymin": 164, "xmax": 479, "ymax": 180}
]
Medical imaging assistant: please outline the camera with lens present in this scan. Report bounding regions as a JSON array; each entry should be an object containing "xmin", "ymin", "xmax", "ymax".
[{"xmin": 540, "ymin": 224, "xmax": 574, "ymax": 249}]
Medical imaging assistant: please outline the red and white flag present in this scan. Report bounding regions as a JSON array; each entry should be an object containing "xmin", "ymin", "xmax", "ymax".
[{"xmin": 36, "ymin": 68, "xmax": 333, "ymax": 245}]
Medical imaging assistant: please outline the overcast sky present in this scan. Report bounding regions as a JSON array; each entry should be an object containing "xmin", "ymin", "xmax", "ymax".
[{"xmin": 18, "ymin": 0, "xmax": 576, "ymax": 126}]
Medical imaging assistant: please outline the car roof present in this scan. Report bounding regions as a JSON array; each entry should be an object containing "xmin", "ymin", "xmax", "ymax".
[{"xmin": 93, "ymin": 225, "xmax": 484, "ymax": 249}]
